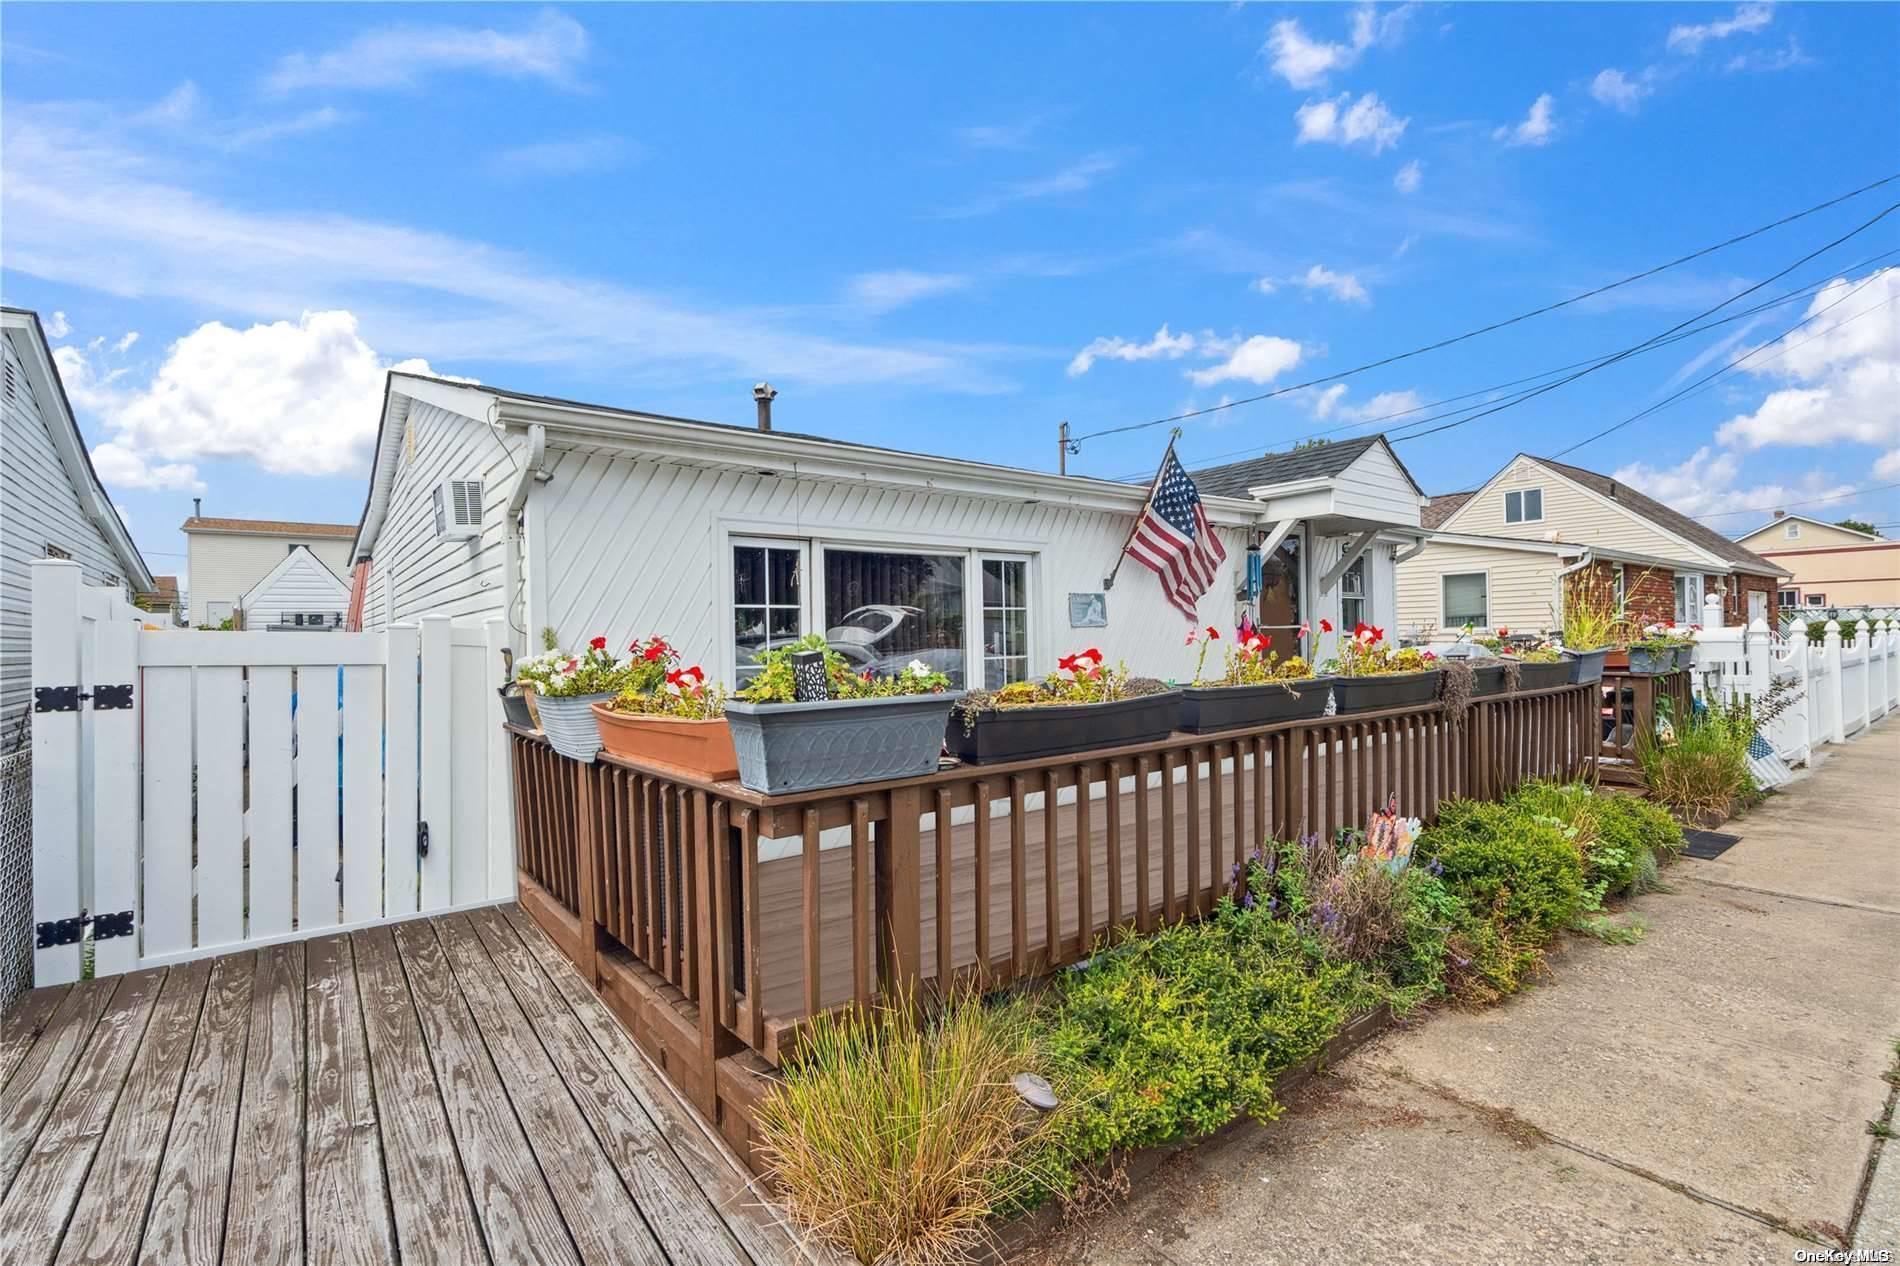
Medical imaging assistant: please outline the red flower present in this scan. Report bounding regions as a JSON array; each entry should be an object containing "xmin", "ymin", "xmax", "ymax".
[
  {"xmin": 1204, "ymin": 626, "xmax": 1220, "ymax": 641},
  {"xmin": 861, "ymin": 669, "xmax": 874, "ymax": 681},
  {"xmin": 643, "ymin": 643, "xmax": 666, "ymax": 662},
  {"xmin": 1497, "ymin": 627, "xmax": 1510, "ymax": 638},
  {"xmin": 589, "ymin": 636, "xmax": 607, "ymax": 651},
  {"xmin": 1057, "ymin": 652, "xmax": 1081, "ymax": 674},
  {"xmin": 1320, "ymin": 618, "xmax": 1334, "ymax": 634},
  {"xmin": 1083, "ymin": 647, "xmax": 1103, "ymax": 663}
]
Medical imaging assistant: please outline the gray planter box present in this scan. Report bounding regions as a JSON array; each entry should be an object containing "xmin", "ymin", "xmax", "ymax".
[
  {"xmin": 1626, "ymin": 646, "xmax": 1673, "ymax": 674},
  {"xmin": 1562, "ymin": 648, "xmax": 1609, "ymax": 685},
  {"xmin": 536, "ymin": 692, "xmax": 612, "ymax": 763},
  {"xmin": 724, "ymin": 692, "xmax": 964, "ymax": 794}
]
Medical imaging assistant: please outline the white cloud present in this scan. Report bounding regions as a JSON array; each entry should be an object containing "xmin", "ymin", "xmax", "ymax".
[
  {"xmin": 1725, "ymin": 40, "xmax": 1814, "ymax": 73},
  {"xmin": 1494, "ymin": 93, "xmax": 1556, "ymax": 147},
  {"xmin": 1295, "ymin": 93, "xmax": 1408, "ymax": 154},
  {"xmin": 2, "ymin": 101, "xmax": 984, "ymax": 389},
  {"xmin": 1714, "ymin": 269, "xmax": 1900, "ymax": 453},
  {"xmin": 953, "ymin": 115, "xmax": 1049, "ymax": 151},
  {"xmin": 847, "ymin": 270, "xmax": 970, "ymax": 315},
  {"xmin": 1296, "ymin": 265, "xmax": 1370, "ymax": 305},
  {"xmin": 1591, "ymin": 68, "xmax": 1653, "ymax": 113},
  {"xmin": 113, "ymin": 331, "xmax": 139, "ymax": 354},
  {"xmin": 265, "ymin": 10, "xmax": 589, "ymax": 93},
  {"xmin": 1393, "ymin": 159, "xmax": 1422, "ymax": 194},
  {"xmin": 490, "ymin": 134, "xmax": 632, "ymax": 178},
  {"xmin": 134, "ymin": 80, "xmax": 348, "ymax": 151},
  {"xmin": 88, "ymin": 441, "xmax": 204, "ymax": 493},
  {"xmin": 63, "ymin": 310, "xmax": 441, "ymax": 479},
  {"xmin": 45, "ymin": 311, "xmax": 70, "ymax": 338},
  {"xmin": 1312, "ymin": 385, "xmax": 1422, "ymax": 424},
  {"xmin": 1067, "ymin": 324, "xmax": 1196, "ymax": 377},
  {"xmin": 1613, "ymin": 447, "xmax": 1855, "ymax": 520},
  {"xmin": 1263, "ymin": 4, "xmax": 1414, "ymax": 89},
  {"xmin": 1667, "ymin": 3, "xmax": 1773, "ymax": 55},
  {"xmin": 1875, "ymin": 449, "xmax": 1900, "ymax": 480},
  {"xmin": 1187, "ymin": 335, "xmax": 1303, "ymax": 387},
  {"xmin": 941, "ymin": 152, "xmax": 1120, "ymax": 218}
]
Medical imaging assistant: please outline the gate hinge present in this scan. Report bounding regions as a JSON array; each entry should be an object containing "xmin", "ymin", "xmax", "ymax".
[
  {"xmin": 92, "ymin": 684, "xmax": 135, "ymax": 710},
  {"xmin": 34, "ymin": 686, "xmax": 78, "ymax": 713},
  {"xmin": 417, "ymin": 820, "xmax": 430, "ymax": 857},
  {"xmin": 35, "ymin": 909, "xmax": 136, "ymax": 948}
]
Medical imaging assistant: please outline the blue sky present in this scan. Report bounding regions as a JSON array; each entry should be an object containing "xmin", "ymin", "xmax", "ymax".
[{"xmin": 3, "ymin": 2, "xmax": 1896, "ymax": 586}]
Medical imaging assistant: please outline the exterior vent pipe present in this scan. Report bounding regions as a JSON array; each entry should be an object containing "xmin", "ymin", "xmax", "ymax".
[{"xmin": 754, "ymin": 382, "xmax": 778, "ymax": 431}]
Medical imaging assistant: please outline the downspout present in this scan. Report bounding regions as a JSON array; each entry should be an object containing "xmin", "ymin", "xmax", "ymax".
[{"xmin": 502, "ymin": 422, "xmax": 547, "ymax": 649}]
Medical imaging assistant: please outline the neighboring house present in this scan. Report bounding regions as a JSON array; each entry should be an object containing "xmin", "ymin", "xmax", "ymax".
[
  {"xmin": 132, "ymin": 575, "xmax": 184, "ymax": 625},
  {"xmin": 1396, "ymin": 453, "xmax": 1789, "ymax": 639},
  {"xmin": 0, "ymin": 308, "xmax": 156, "ymax": 734},
  {"xmin": 349, "ymin": 374, "xmax": 1430, "ymax": 686},
  {"xmin": 1733, "ymin": 512, "xmax": 1899, "ymax": 611},
  {"xmin": 239, "ymin": 545, "xmax": 350, "ymax": 630},
  {"xmin": 181, "ymin": 509, "xmax": 355, "ymax": 627}
]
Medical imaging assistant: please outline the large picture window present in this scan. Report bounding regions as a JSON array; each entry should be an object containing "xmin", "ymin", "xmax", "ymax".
[
  {"xmin": 823, "ymin": 549, "xmax": 967, "ymax": 687},
  {"xmin": 1442, "ymin": 572, "xmax": 1489, "ymax": 628},
  {"xmin": 980, "ymin": 557, "xmax": 1029, "ymax": 689},
  {"xmin": 733, "ymin": 541, "xmax": 805, "ymax": 684}
]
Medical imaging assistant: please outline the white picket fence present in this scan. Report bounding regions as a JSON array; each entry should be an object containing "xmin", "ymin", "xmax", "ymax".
[
  {"xmin": 29, "ymin": 558, "xmax": 516, "ymax": 986},
  {"xmin": 1688, "ymin": 592, "xmax": 1900, "ymax": 771}
]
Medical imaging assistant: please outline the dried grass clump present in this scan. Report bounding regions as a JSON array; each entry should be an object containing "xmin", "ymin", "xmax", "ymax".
[{"xmin": 754, "ymin": 992, "xmax": 1061, "ymax": 1266}]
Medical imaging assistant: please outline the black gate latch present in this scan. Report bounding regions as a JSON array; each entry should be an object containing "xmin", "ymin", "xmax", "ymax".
[
  {"xmin": 34, "ymin": 684, "xmax": 134, "ymax": 712},
  {"xmin": 35, "ymin": 909, "xmax": 136, "ymax": 948},
  {"xmin": 417, "ymin": 820, "xmax": 431, "ymax": 857}
]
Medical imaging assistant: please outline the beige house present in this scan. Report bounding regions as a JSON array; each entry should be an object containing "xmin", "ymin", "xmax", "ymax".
[
  {"xmin": 181, "ymin": 509, "xmax": 355, "ymax": 627},
  {"xmin": 1396, "ymin": 454, "xmax": 1789, "ymax": 639},
  {"xmin": 1734, "ymin": 512, "xmax": 1899, "ymax": 611}
]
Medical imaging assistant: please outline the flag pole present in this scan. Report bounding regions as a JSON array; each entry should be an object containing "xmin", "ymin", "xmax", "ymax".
[{"xmin": 1103, "ymin": 427, "xmax": 1182, "ymax": 591}]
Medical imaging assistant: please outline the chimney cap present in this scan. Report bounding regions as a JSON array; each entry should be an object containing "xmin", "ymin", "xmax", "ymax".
[
  {"xmin": 753, "ymin": 382, "xmax": 778, "ymax": 401},
  {"xmin": 1773, "ymin": 509, "xmax": 1786, "ymax": 519}
]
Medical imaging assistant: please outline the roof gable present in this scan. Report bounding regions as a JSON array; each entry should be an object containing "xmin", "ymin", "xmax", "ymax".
[
  {"xmin": 241, "ymin": 545, "xmax": 349, "ymax": 608},
  {"xmin": 1422, "ymin": 491, "xmax": 1474, "ymax": 528},
  {"xmin": 1189, "ymin": 435, "xmax": 1422, "ymax": 500},
  {"xmin": 1735, "ymin": 513, "xmax": 1885, "ymax": 547},
  {"xmin": 1533, "ymin": 457, "xmax": 1787, "ymax": 575}
]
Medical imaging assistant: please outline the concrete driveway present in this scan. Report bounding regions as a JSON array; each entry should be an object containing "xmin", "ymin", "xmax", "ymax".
[{"xmin": 1019, "ymin": 719, "xmax": 1900, "ymax": 1265}]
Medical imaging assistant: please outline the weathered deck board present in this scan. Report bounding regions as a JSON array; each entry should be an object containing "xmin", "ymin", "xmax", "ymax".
[{"xmin": 0, "ymin": 904, "xmax": 804, "ymax": 1265}]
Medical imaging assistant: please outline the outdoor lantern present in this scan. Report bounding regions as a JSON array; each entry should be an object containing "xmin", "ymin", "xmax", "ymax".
[{"xmin": 790, "ymin": 649, "xmax": 829, "ymax": 701}]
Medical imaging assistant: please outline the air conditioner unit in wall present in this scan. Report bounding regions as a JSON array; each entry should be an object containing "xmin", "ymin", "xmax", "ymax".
[{"xmin": 432, "ymin": 479, "xmax": 483, "ymax": 540}]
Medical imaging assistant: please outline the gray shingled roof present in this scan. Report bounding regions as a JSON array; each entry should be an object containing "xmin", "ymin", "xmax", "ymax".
[
  {"xmin": 1189, "ymin": 435, "xmax": 1389, "ymax": 500},
  {"xmin": 1421, "ymin": 491, "xmax": 1474, "ymax": 529},
  {"xmin": 1535, "ymin": 457, "xmax": 1787, "ymax": 576}
]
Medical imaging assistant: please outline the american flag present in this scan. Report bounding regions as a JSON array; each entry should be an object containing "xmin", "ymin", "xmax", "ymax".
[{"xmin": 1124, "ymin": 447, "xmax": 1228, "ymax": 622}]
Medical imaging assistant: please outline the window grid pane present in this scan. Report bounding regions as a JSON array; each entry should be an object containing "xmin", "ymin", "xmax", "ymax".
[{"xmin": 981, "ymin": 559, "xmax": 1030, "ymax": 687}]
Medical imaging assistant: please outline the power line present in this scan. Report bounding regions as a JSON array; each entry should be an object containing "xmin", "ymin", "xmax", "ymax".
[
  {"xmin": 1069, "ymin": 172, "xmax": 1900, "ymax": 446},
  {"xmin": 1115, "ymin": 245, "xmax": 1900, "ymax": 481},
  {"xmin": 1691, "ymin": 482, "xmax": 1900, "ymax": 521},
  {"xmin": 1545, "ymin": 273, "xmax": 1894, "ymax": 458},
  {"xmin": 1391, "ymin": 200, "xmax": 1899, "ymax": 446}
]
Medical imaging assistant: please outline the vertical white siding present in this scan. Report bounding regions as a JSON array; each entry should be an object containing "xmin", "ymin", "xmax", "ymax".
[
  {"xmin": 1, "ymin": 339, "xmax": 127, "ymax": 731},
  {"xmin": 186, "ymin": 534, "xmax": 354, "ymax": 627},
  {"xmin": 534, "ymin": 447, "xmax": 1250, "ymax": 684},
  {"xmin": 360, "ymin": 401, "xmax": 519, "ymax": 630}
]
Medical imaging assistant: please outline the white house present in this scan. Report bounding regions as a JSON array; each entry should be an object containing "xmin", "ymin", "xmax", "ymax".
[
  {"xmin": 347, "ymin": 374, "xmax": 1430, "ymax": 688},
  {"xmin": 238, "ymin": 544, "xmax": 351, "ymax": 630},
  {"xmin": 0, "ymin": 308, "xmax": 155, "ymax": 733},
  {"xmin": 181, "ymin": 510, "xmax": 356, "ymax": 628}
]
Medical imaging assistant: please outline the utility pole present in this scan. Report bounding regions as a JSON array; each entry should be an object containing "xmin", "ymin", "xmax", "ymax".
[{"xmin": 1057, "ymin": 420, "xmax": 1070, "ymax": 475}]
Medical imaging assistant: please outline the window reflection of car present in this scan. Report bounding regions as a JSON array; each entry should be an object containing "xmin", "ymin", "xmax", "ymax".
[{"xmin": 751, "ymin": 604, "xmax": 963, "ymax": 681}]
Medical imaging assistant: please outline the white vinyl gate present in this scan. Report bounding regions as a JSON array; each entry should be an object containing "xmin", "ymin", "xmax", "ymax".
[{"xmin": 28, "ymin": 558, "xmax": 516, "ymax": 986}]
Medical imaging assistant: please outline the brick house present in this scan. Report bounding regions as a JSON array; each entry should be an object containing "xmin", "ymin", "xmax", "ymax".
[{"xmin": 1397, "ymin": 454, "xmax": 1789, "ymax": 638}]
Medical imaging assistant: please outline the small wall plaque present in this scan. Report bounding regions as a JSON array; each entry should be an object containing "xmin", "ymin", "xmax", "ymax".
[{"xmin": 1068, "ymin": 593, "xmax": 1108, "ymax": 628}]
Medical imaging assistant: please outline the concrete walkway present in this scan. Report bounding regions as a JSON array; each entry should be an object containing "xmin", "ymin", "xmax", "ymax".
[{"xmin": 1020, "ymin": 719, "xmax": 1900, "ymax": 1265}]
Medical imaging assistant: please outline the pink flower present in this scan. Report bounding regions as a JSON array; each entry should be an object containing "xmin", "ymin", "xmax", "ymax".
[
  {"xmin": 1297, "ymin": 620, "xmax": 1311, "ymax": 639},
  {"xmin": 1185, "ymin": 629, "xmax": 1198, "ymax": 645}
]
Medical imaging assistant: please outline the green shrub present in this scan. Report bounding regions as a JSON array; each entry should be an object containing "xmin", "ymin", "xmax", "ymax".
[
  {"xmin": 1040, "ymin": 911, "xmax": 1354, "ymax": 1164},
  {"xmin": 1601, "ymin": 794, "xmax": 1684, "ymax": 859},
  {"xmin": 1420, "ymin": 800, "xmax": 1584, "ymax": 938}
]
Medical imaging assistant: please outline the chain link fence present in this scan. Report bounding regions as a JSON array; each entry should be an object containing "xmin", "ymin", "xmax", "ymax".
[{"xmin": 0, "ymin": 742, "xmax": 32, "ymax": 1016}]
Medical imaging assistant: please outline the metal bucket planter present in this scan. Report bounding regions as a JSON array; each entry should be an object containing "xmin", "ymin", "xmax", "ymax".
[
  {"xmin": 948, "ymin": 690, "xmax": 1180, "ymax": 765},
  {"xmin": 499, "ymin": 684, "xmax": 536, "ymax": 730},
  {"xmin": 536, "ymin": 693, "xmax": 613, "ymax": 762},
  {"xmin": 724, "ymin": 692, "xmax": 964, "ymax": 794},
  {"xmin": 1512, "ymin": 660, "xmax": 1573, "ymax": 691},
  {"xmin": 591, "ymin": 704, "xmax": 739, "ymax": 782},
  {"xmin": 1323, "ymin": 670, "xmax": 1443, "ymax": 715},
  {"xmin": 1562, "ymin": 648, "xmax": 1609, "ymax": 685},
  {"xmin": 1178, "ymin": 678, "xmax": 1333, "ymax": 734},
  {"xmin": 1626, "ymin": 646, "xmax": 1673, "ymax": 674}
]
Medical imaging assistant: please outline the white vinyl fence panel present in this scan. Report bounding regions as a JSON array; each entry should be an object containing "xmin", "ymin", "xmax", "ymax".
[{"xmin": 26, "ymin": 559, "xmax": 516, "ymax": 986}]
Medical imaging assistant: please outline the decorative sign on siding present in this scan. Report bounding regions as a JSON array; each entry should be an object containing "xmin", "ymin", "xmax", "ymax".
[{"xmin": 1068, "ymin": 593, "xmax": 1108, "ymax": 628}]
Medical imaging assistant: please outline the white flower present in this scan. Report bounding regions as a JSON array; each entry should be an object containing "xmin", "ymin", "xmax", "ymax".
[{"xmin": 906, "ymin": 659, "xmax": 931, "ymax": 677}]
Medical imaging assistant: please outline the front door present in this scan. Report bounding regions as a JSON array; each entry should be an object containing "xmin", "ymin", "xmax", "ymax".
[{"xmin": 1748, "ymin": 589, "xmax": 1768, "ymax": 626}]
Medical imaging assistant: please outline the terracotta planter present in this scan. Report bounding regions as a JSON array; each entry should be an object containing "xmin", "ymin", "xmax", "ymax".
[
  {"xmin": 591, "ymin": 703, "xmax": 738, "ymax": 781},
  {"xmin": 1603, "ymin": 648, "xmax": 1630, "ymax": 671}
]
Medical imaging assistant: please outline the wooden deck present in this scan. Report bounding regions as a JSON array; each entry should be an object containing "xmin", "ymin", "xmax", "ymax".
[{"xmin": 0, "ymin": 904, "xmax": 813, "ymax": 1265}]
